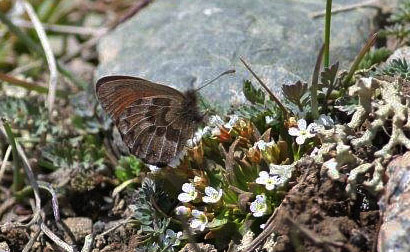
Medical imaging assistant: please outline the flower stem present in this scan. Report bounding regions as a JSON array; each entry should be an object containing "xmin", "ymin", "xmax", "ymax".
[
  {"xmin": 324, "ymin": 0, "xmax": 333, "ymax": 68},
  {"xmin": 296, "ymin": 145, "xmax": 301, "ymax": 160}
]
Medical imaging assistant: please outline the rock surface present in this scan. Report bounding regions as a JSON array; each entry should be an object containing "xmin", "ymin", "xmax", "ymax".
[
  {"xmin": 378, "ymin": 152, "xmax": 410, "ymax": 252},
  {"xmin": 96, "ymin": 0, "xmax": 380, "ymax": 110},
  {"xmin": 63, "ymin": 217, "xmax": 93, "ymax": 242}
]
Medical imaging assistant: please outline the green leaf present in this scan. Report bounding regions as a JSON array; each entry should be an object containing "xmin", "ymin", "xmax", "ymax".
[
  {"xmin": 243, "ymin": 80, "xmax": 265, "ymax": 104},
  {"xmin": 208, "ymin": 212, "xmax": 229, "ymax": 229},
  {"xmin": 114, "ymin": 156, "xmax": 143, "ymax": 182}
]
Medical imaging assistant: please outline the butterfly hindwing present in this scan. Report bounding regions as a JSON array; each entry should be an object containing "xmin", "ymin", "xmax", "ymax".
[{"xmin": 119, "ymin": 96, "xmax": 185, "ymax": 165}]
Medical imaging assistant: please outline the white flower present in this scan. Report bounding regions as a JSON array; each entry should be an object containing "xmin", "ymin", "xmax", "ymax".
[
  {"xmin": 315, "ymin": 114, "xmax": 334, "ymax": 128},
  {"xmin": 202, "ymin": 186, "xmax": 223, "ymax": 203},
  {"xmin": 224, "ymin": 115, "xmax": 239, "ymax": 129},
  {"xmin": 260, "ymin": 223, "xmax": 266, "ymax": 229},
  {"xmin": 178, "ymin": 183, "xmax": 198, "ymax": 203},
  {"xmin": 250, "ymin": 195, "xmax": 268, "ymax": 217},
  {"xmin": 147, "ymin": 164, "xmax": 161, "ymax": 173},
  {"xmin": 254, "ymin": 140, "xmax": 275, "ymax": 151},
  {"xmin": 255, "ymin": 171, "xmax": 284, "ymax": 190},
  {"xmin": 161, "ymin": 229, "xmax": 183, "ymax": 247},
  {"xmin": 175, "ymin": 206, "xmax": 191, "ymax": 216},
  {"xmin": 190, "ymin": 210, "xmax": 208, "ymax": 231},
  {"xmin": 208, "ymin": 115, "xmax": 224, "ymax": 127},
  {"xmin": 288, "ymin": 119, "xmax": 317, "ymax": 145},
  {"xmin": 254, "ymin": 140, "xmax": 268, "ymax": 150}
]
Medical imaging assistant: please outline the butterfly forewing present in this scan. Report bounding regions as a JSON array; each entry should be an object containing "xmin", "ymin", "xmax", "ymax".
[{"xmin": 96, "ymin": 76, "xmax": 200, "ymax": 166}]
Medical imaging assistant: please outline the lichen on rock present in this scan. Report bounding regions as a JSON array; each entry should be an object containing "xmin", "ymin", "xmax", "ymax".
[{"xmin": 316, "ymin": 77, "xmax": 410, "ymax": 200}]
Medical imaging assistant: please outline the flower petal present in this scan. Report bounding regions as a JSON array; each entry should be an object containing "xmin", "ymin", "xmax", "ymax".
[
  {"xmin": 202, "ymin": 196, "xmax": 213, "ymax": 203},
  {"xmin": 297, "ymin": 119, "xmax": 307, "ymax": 130},
  {"xmin": 265, "ymin": 182, "xmax": 276, "ymax": 191},
  {"xmin": 295, "ymin": 135, "xmax": 306, "ymax": 145},
  {"xmin": 256, "ymin": 171, "xmax": 269, "ymax": 185},
  {"xmin": 255, "ymin": 194, "xmax": 266, "ymax": 202},
  {"xmin": 288, "ymin": 127, "xmax": 300, "ymax": 136},
  {"xmin": 259, "ymin": 171, "xmax": 269, "ymax": 178},
  {"xmin": 182, "ymin": 183, "xmax": 195, "ymax": 193},
  {"xmin": 199, "ymin": 223, "xmax": 206, "ymax": 231},
  {"xmin": 191, "ymin": 209, "xmax": 202, "ymax": 217},
  {"xmin": 190, "ymin": 219, "xmax": 201, "ymax": 229},
  {"xmin": 253, "ymin": 211, "xmax": 264, "ymax": 217},
  {"xmin": 178, "ymin": 193, "xmax": 192, "ymax": 203},
  {"xmin": 204, "ymin": 186, "xmax": 217, "ymax": 196}
]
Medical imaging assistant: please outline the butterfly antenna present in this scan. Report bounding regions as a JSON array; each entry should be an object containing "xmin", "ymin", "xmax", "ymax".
[{"xmin": 195, "ymin": 69, "xmax": 236, "ymax": 92}]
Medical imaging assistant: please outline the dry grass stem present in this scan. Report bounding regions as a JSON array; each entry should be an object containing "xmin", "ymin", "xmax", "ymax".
[{"xmin": 22, "ymin": 0, "xmax": 58, "ymax": 115}]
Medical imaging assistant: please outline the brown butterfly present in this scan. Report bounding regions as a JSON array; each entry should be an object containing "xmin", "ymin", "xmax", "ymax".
[{"xmin": 96, "ymin": 70, "xmax": 234, "ymax": 167}]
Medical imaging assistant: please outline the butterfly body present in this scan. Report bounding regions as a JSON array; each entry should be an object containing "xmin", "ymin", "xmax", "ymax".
[{"xmin": 96, "ymin": 76, "xmax": 203, "ymax": 167}]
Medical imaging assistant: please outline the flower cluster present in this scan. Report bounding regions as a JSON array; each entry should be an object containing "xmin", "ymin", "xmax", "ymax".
[
  {"xmin": 177, "ymin": 183, "xmax": 198, "ymax": 203},
  {"xmin": 288, "ymin": 119, "xmax": 317, "ymax": 145},
  {"xmin": 176, "ymin": 183, "xmax": 223, "ymax": 231},
  {"xmin": 250, "ymin": 195, "xmax": 270, "ymax": 217},
  {"xmin": 288, "ymin": 115, "xmax": 334, "ymax": 145},
  {"xmin": 256, "ymin": 171, "xmax": 285, "ymax": 191}
]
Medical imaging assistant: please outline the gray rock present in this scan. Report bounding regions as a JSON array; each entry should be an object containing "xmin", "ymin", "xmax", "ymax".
[
  {"xmin": 386, "ymin": 46, "xmax": 410, "ymax": 63},
  {"xmin": 96, "ymin": 0, "xmax": 380, "ymax": 110},
  {"xmin": 378, "ymin": 152, "xmax": 410, "ymax": 252},
  {"xmin": 63, "ymin": 217, "xmax": 93, "ymax": 242}
]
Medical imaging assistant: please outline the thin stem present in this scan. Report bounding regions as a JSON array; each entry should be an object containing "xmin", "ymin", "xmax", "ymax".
[
  {"xmin": 0, "ymin": 146, "xmax": 12, "ymax": 184},
  {"xmin": 240, "ymin": 57, "xmax": 289, "ymax": 118},
  {"xmin": 0, "ymin": 72, "xmax": 68, "ymax": 97},
  {"xmin": 41, "ymin": 223, "xmax": 74, "ymax": 252},
  {"xmin": 23, "ymin": 1, "xmax": 59, "ymax": 115},
  {"xmin": 0, "ymin": 120, "xmax": 42, "ymax": 227},
  {"xmin": 2, "ymin": 120, "xmax": 23, "ymax": 193},
  {"xmin": 344, "ymin": 33, "xmax": 378, "ymax": 86},
  {"xmin": 324, "ymin": 0, "xmax": 333, "ymax": 68}
]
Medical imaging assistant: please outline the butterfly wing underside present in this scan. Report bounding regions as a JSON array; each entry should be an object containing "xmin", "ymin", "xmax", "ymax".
[{"xmin": 96, "ymin": 76, "xmax": 196, "ymax": 166}]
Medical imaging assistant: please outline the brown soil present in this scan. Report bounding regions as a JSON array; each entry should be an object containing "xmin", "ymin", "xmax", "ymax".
[{"xmin": 267, "ymin": 159, "xmax": 380, "ymax": 252}]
